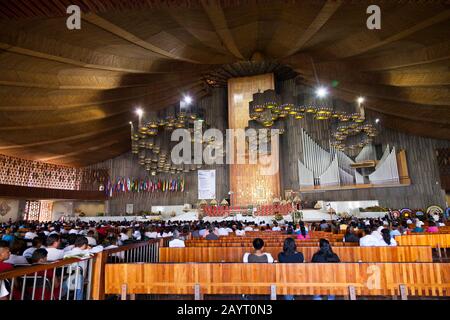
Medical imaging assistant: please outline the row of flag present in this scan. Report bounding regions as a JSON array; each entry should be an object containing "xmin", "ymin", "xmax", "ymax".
[{"xmin": 105, "ymin": 177, "xmax": 185, "ymax": 197}]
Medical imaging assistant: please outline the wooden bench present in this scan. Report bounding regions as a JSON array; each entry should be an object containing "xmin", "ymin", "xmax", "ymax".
[
  {"xmin": 105, "ymin": 263, "xmax": 450, "ymax": 298},
  {"xmin": 185, "ymin": 240, "xmax": 356, "ymax": 247},
  {"xmin": 159, "ymin": 246, "xmax": 433, "ymax": 263},
  {"xmin": 396, "ymin": 234, "xmax": 450, "ymax": 248}
]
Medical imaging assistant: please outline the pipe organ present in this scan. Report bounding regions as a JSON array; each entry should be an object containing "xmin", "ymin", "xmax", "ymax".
[
  {"xmin": 368, "ymin": 146, "xmax": 400, "ymax": 185},
  {"xmin": 298, "ymin": 130, "xmax": 407, "ymax": 190},
  {"xmin": 301, "ymin": 129, "xmax": 332, "ymax": 186}
]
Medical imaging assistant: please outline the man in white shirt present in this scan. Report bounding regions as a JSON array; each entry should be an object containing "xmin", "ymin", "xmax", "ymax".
[
  {"xmin": 198, "ymin": 227, "xmax": 207, "ymax": 237},
  {"xmin": 4, "ymin": 254, "xmax": 29, "ymax": 265},
  {"xmin": 244, "ymin": 225, "xmax": 253, "ymax": 232},
  {"xmin": 23, "ymin": 237, "xmax": 44, "ymax": 259},
  {"xmin": 103, "ymin": 237, "xmax": 124, "ymax": 260},
  {"xmin": 68, "ymin": 228, "xmax": 79, "ymax": 235},
  {"xmin": 85, "ymin": 231, "xmax": 97, "ymax": 246},
  {"xmin": 45, "ymin": 234, "xmax": 65, "ymax": 261},
  {"xmin": 372, "ymin": 226, "xmax": 384, "ymax": 241},
  {"xmin": 415, "ymin": 219, "xmax": 424, "ymax": 228},
  {"xmin": 145, "ymin": 228, "xmax": 158, "ymax": 239},
  {"xmin": 168, "ymin": 236, "xmax": 185, "ymax": 248},
  {"xmin": 132, "ymin": 229, "xmax": 142, "ymax": 241},
  {"xmin": 119, "ymin": 229, "xmax": 129, "ymax": 242},
  {"xmin": 235, "ymin": 227, "xmax": 245, "ymax": 236},
  {"xmin": 390, "ymin": 225, "xmax": 402, "ymax": 238},
  {"xmin": 63, "ymin": 236, "xmax": 102, "ymax": 300},
  {"xmin": 217, "ymin": 224, "xmax": 229, "ymax": 236},
  {"xmin": 64, "ymin": 236, "xmax": 103, "ymax": 258},
  {"xmin": 5, "ymin": 240, "xmax": 29, "ymax": 265},
  {"xmin": 359, "ymin": 227, "xmax": 382, "ymax": 247},
  {"xmin": 272, "ymin": 223, "xmax": 281, "ymax": 231},
  {"xmin": 24, "ymin": 228, "xmax": 38, "ymax": 240}
]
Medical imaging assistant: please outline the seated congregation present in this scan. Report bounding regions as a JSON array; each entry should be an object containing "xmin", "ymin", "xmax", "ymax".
[{"xmin": 1, "ymin": 215, "xmax": 449, "ymax": 300}]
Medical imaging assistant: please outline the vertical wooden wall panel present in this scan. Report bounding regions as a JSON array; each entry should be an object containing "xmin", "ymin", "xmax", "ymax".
[{"xmin": 228, "ymin": 74, "xmax": 281, "ymax": 206}]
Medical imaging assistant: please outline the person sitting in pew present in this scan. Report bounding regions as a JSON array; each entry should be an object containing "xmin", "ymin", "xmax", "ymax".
[
  {"xmin": 0, "ymin": 240, "xmax": 13, "ymax": 273},
  {"xmin": 205, "ymin": 227, "xmax": 219, "ymax": 240},
  {"xmin": 425, "ymin": 221, "xmax": 439, "ymax": 233},
  {"xmin": 4, "ymin": 239, "xmax": 29, "ymax": 266},
  {"xmin": 278, "ymin": 238, "xmax": 304, "ymax": 263},
  {"xmin": 378, "ymin": 229, "xmax": 397, "ymax": 246},
  {"xmin": 278, "ymin": 238, "xmax": 304, "ymax": 300},
  {"xmin": 311, "ymin": 239, "xmax": 340, "ymax": 263},
  {"xmin": 27, "ymin": 248, "xmax": 64, "ymax": 300},
  {"xmin": 104, "ymin": 236, "xmax": 125, "ymax": 261},
  {"xmin": 411, "ymin": 223, "xmax": 424, "ymax": 233},
  {"xmin": 144, "ymin": 226, "xmax": 158, "ymax": 239},
  {"xmin": 343, "ymin": 227, "xmax": 360, "ymax": 243},
  {"xmin": 235, "ymin": 225, "xmax": 245, "ymax": 236},
  {"xmin": 169, "ymin": 234, "xmax": 185, "ymax": 248},
  {"xmin": 243, "ymin": 238, "xmax": 274, "ymax": 263},
  {"xmin": 296, "ymin": 222, "xmax": 310, "ymax": 240},
  {"xmin": 22, "ymin": 237, "xmax": 44, "ymax": 259},
  {"xmin": 311, "ymin": 239, "xmax": 340, "ymax": 300},
  {"xmin": 390, "ymin": 223, "xmax": 402, "ymax": 238},
  {"xmin": 359, "ymin": 226, "xmax": 382, "ymax": 247}
]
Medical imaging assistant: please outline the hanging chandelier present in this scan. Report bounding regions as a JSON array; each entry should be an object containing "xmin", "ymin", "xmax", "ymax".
[
  {"xmin": 248, "ymin": 88, "xmax": 378, "ymax": 152},
  {"xmin": 130, "ymin": 101, "xmax": 208, "ymax": 176}
]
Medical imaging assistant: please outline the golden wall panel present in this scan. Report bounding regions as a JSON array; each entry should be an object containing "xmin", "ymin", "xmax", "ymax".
[{"xmin": 228, "ymin": 74, "xmax": 280, "ymax": 206}]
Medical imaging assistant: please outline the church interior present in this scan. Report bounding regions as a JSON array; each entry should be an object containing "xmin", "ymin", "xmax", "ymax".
[{"xmin": 0, "ymin": 0, "xmax": 449, "ymax": 302}]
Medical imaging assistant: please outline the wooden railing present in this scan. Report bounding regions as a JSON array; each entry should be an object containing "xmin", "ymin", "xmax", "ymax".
[
  {"xmin": 0, "ymin": 257, "xmax": 95, "ymax": 300},
  {"xmin": 105, "ymin": 263, "xmax": 450, "ymax": 299},
  {"xmin": 159, "ymin": 246, "xmax": 433, "ymax": 263},
  {"xmin": 90, "ymin": 237, "xmax": 172, "ymax": 300},
  {"xmin": 0, "ymin": 237, "xmax": 173, "ymax": 301}
]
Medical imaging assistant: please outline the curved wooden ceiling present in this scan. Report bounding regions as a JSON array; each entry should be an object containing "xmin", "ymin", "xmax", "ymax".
[{"xmin": 0, "ymin": 0, "xmax": 449, "ymax": 167}]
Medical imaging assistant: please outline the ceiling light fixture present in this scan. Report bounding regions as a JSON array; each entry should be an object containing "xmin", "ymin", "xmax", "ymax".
[
  {"xmin": 135, "ymin": 108, "xmax": 144, "ymax": 117},
  {"xmin": 315, "ymin": 86, "xmax": 328, "ymax": 98},
  {"xmin": 184, "ymin": 95, "xmax": 192, "ymax": 105}
]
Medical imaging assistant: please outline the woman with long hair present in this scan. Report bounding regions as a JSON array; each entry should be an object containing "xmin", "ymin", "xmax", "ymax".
[
  {"xmin": 311, "ymin": 239, "xmax": 340, "ymax": 263},
  {"xmin": 296, "ymin": 221, "xmax": 310, "ymax": 240},
  {"xmin": 278, "ymin": 237, "xmax": 304, "ymax": 300},
  {"xmin": 278, "ymin": 237, "xmax": 304, "ymax": 263},
  {"xmin": 311, "ymin": 239, "xmax": 340, "ymax": 300}
]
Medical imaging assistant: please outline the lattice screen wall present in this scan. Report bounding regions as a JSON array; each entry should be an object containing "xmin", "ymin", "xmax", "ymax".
[
  {"xmin": 24, "ymin": 200, "xmax": 41, "ymax": 221},
  {"xmin": 24, "ymin": 200, "xmax": 54, "ymax": 222},
  {"xmin": 0, "ymin": 154, "xmax": 108, "ymax": 191}
]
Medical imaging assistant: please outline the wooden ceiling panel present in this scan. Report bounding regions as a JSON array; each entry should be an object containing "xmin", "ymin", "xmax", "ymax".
[{"xmin": 0, "ymin": 1, "xmax": 448, "ymax": 165}]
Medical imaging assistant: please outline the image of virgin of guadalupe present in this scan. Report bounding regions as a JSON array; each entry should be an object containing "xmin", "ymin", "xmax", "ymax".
[{"xmin": 0, "ymin": 201, "xmax": 11, "ymax": 217}]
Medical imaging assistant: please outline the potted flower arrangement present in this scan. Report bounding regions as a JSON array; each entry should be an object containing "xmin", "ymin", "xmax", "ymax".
[{"xmin": 274, "ymin": 213, "xmax": 283, "ymax": 222}]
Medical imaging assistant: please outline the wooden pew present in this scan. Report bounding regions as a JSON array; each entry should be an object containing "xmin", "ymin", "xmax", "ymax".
[
  {"xmin": 396, "ymin": 234, "xmax": 450, "ymax": 248},
  {"xmin": 105, "ymin": 263, "xmax": 450, "ymax": 298},
  {"xmin": 185, "ymin": 240, "xmax": 356, "ymax": 247},
  {"xmin": 217, "ymin": 235, "xmax": 344, "ymax": 241},
  {"xmin": 159, "ymin": 246, "xmax": 433, "ymax": 263}
]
